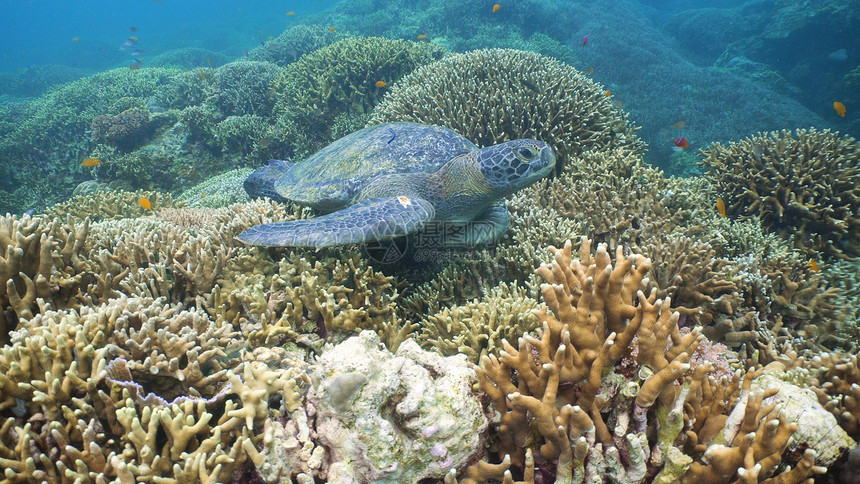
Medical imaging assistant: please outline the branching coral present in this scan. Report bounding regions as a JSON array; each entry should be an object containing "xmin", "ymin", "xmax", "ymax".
[
  {"xmin": 46, "ymin": 189, "xmax": 178, "ymax": 221},
  {"xmin": 0, "ymin": 213, "xmax": 90, "ymax": 345},
  {"xmin": 418, "ymin": 281, "xmax": 540, "ymax": 363},
  {"xmin": 214, "ymin": 60, "xmax": 283, "ymax": 117},
  {"xmin": 369, "ymin": 48, "xmax": 644, "ymax": 170},
  {"xmin": 702, "ymin": 128, "xmax": 860, "ymax": 259},
  {"xmin": 457, "ymin": 238, "xmax": 829, "ymax": 483},
  {"xmin": 217, "ymin": 249, "xmax": 413, "ymax": 351},
  {"xmin": 269, "ymin": 36, "xmax": 439, "ymax": 158},
  {"xmin": 246, "ymin": 24, "xmax": 349, "ymax": 66},
  {"xmin": 810, "ymin": 352, "xmax": 860, "ymax": 440},
  {"xmin": 0, "ymin": 296, "xmax": 301, "ymax": 482}
]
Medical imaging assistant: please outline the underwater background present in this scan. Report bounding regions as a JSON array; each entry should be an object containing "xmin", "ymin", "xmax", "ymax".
[{"xmin": 1, "ymin": 0, "xmax": 860, "ymax": 482}]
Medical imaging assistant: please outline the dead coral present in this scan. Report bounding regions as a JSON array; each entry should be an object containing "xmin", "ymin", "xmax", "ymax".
[{"xmin": 702, "ymin": 128, "xmax": 860, "ymax": 259}]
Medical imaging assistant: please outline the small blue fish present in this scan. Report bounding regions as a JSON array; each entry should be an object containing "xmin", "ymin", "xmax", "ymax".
[{"xmin": 131, "ymin": 49, "xmax": 145, "ymax": 56}]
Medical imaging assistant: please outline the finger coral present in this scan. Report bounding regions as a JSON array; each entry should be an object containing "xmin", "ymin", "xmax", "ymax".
[
  {"xmin": 459, "ymin": 237, "xmax": 830, "ymax": 483},
  {"xmin": 702, "ymin": 128, "xmax": 860, "ymax": 260},
  {"xmin": 369, "ymin": 49, "xmax": 644, "ymax": 170}
]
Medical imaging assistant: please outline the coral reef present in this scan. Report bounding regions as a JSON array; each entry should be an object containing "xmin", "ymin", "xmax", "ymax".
[
  {"xmin": 90, "ymin": 108, "xmax": 152, "ymax": 151},
  {"xmin": 702, "ymin": 128, "xmax": 860, "ymax": 260},
  {"xmin": 246, "ymin": 24, "xmax": 349, "ymax": 66},
  {"xmin": 370, "ymin": 48, "xmax": 643, "ymax": 170},
  {"xmin": 270, "ymin": 36, "xmax": 440, "ymax": 159},
  {"xmin": 464, "ymin": 237, "xmax": 838, "ymax": 483},
  {"xmin": 0, "ymin": 67, "xmax": 180, "ymax": 212}
]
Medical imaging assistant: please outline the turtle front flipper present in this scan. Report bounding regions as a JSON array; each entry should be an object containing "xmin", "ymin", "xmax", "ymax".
[
  {"xmin": 236, "ymin": 196, "xmax": 436, "ymax": 248},
  {"xmin": 420, "ymin": 201, "xmax": 511, "ymax": 247}
]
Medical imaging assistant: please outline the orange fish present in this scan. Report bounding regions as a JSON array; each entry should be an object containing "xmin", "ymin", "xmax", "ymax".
[
  {"xmin": 604, "ymin": 90, "xmax": 611, "ymax": 97},
  {"xmin": 833, "ymin": 101, "xmax": 846, "ymax": 117},
  {"xmin": 72, "ymin": 37, "xmax": 80, "ymax": 42},
  {"xmin": 716, "ymin": 198, "xmax": 727, "ymax": 218},
  {"xmin": 493, "ymin": 4, "xmax": 501, "ymax": 12},
  {"xmin": 417, "ymin": 34, "xmax": 426, "ymax": 40},
  {"xmin": 81, "ymin": 158, "xmax": 100, "ymax": 167},
  {"xmin": 286, "ymin": 11, "xmax": 296, "ymax": 16},
  {"xmin": 375, "ymin": 80, "xmax": 386, "ymax": 88},
  {"xmin": 201, "ymin": 192, "xmax": 206, "ymax": 198},
  {"xmin": 138, "ymin": 197, "xmax": 152, "ymax": 210},
  {"xmin": 808, "ymin": 259, "xmax": 819, "ymax": 272},
  {"xmin": 583, "ymin": 67, "xmax": 595, "ymax": 75},
  {"xmin": 128, "ymin": 36, "xmax": 138, "ymax": 42},
  {"xmin": 672, "ymin": 121, "xmax": 686, "ymax": 129},
  {"xmin": 328, "ymin": 26, "xmax": 337, "ymax": 32},
  {"xmin": 673, "ymin": 136, "xmax": 689, "ymax": 151}
]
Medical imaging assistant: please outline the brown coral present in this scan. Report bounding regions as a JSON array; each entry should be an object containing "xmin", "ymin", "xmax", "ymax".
[{"xmin": 462, "ymin": 238, "xmax": 826, "ymax": 484}]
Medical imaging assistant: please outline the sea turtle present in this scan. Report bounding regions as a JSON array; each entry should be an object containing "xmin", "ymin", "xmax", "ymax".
[{"xmin": 237, "ymin": 122, "xmax": 555, "ymax": 248}]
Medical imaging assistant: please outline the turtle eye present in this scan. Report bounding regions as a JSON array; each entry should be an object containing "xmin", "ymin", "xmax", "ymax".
[{"xmin": 517, "ymin": 147, "xmax": 537, "ymax": 161}]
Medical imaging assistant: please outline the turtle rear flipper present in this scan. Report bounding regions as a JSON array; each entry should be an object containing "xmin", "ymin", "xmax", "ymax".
[
  {"xmin": 244, "ymin": 159, "xmax": 295, "ymax": 202},
  {"xmin": 236, "ymin": 196, "xmax": 435, "ymax": 248}
]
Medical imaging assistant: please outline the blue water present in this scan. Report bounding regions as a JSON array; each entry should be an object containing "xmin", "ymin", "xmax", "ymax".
[
  {"xmin": 0, "ymin": 0, "xmax": 857, "ymax": 212},
  {"xmin": 0, "ymin": 0, "xmax": 332, "ymax": 73}
]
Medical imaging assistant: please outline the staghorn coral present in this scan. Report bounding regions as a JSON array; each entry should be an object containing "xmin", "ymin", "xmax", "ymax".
[
  {"xmin": 369, "ymin": 48, "xmax": 644, "ymax": 170},
  {"xmin": 418, "ymin": 281, "xmax": 540, "ymax": 363},
  {"xmin": 702, "ymin": 128, "xmax": 860, "ymax": 259},
  {"xmin": 45, "ymin": 188, "xmax": 178, "ymax": 221},
  {"xmin": 0, "ymin": 213, "xmax": 90, "ymax": 345},
  {"xmin": 0, "ymin": 296, "xmax": 301, "ymax": 482},
  {"xmin": 458, "ymin": 237, "xmax": 827, "ymax": 483}
]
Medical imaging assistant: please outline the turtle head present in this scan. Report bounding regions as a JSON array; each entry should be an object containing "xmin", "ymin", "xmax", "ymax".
[{"xmin": 478, "ymin": 139, "xmax": 555, "ymax": 194}]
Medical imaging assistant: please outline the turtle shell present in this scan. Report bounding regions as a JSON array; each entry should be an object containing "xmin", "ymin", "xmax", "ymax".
[{"xmin": 274, "ymin": 122, "xmax": 477, "ymax": 211}]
